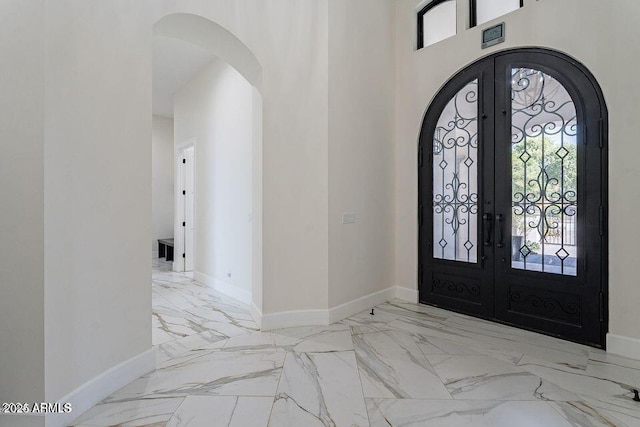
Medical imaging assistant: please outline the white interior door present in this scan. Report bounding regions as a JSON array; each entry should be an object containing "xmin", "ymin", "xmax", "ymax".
[{"xmin": 183, "ymin": 146, "xmax": 195, "ymax": 272}]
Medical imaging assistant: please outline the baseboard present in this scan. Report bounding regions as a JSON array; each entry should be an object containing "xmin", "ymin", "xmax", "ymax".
[
  {"xmin": 607, "ymin": 333, "xmax": 640, "ymax": 361},
  {"xmin": 261, "ymin": 309, "xmax": 330, "ymax": 331},
  {"xmin": 328, "ymin": 287, "xmax": 396, "ymax": 324},
  {"xmin": 250, "ymin": 301, "xmax": 263, "ymax": 329},
  {"xmin": 394, "ymin": 286, "xmax": 419, "ymax": 303},
  {"xmin": 261, "ymin": 286, "xmax": 397, "ymax": 331},
  {"xmin": 193, "ymin": 271, "xmax": 252, "ymax": 305},
  {"xmin": 47, "ymin": 348, "xmax": 155, "ymax": 427}
]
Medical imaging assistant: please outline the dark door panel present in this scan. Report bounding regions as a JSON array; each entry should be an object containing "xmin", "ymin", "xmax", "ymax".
[{"xmin": 418, "ymin": 48, "xmax": 607, "ymax": 348}]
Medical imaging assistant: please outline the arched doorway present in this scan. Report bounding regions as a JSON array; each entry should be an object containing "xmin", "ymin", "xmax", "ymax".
[
  {"xmin": 418, "ymin": 48, "xmax": 608, "ymax": 347},
  {"xmin": 152, "ymin": 13, "xmax": 264, "ymax": 325}
]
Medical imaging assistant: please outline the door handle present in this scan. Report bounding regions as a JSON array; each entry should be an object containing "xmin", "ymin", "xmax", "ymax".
[
  {"xmin": 496, "ymin": 214, "xmax": 505, "ymax": 248},
  {"xmin": 483, "ymin": 213, "xmax": 493, "ymax": 247}
]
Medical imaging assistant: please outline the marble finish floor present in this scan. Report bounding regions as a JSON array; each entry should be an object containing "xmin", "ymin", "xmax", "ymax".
[{"xmin": 71, "ymin": 263, "xmax": 640, "ymax": 426}]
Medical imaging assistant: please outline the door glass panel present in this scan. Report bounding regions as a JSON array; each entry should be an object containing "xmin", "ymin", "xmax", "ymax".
[
  {"xmin": 433, "ymin": 79, "xmax": 479, "ymax": 263},
  {"xmin": 511, "ymin": 68, "xmax": 577, "ymax": 276}
]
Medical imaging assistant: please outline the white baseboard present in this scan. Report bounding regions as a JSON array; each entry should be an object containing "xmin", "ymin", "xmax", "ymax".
[
  {"xmin": 607, "ymin": 333, "xmax": 640, "ymax": 361},
  {"xmin": 193, "ymin": 271, "xmax": 252, "ymax": 305},
  {"xmin": 328, "ymin": 287, "xmax": 396, "ymax": 324},
  {"xmin": 261, "ymin": 309, "xmax": 330, "ymax": 331},
  {"xmin": 250, "ymin": 301, "xmax": 263, "ymax": 329},
  {"xmin": 261, "ymin": 286, "xmax": 397, "ymax": 331},
  {"xmin": 394, "ymin": 286, "xmax": 419, "ymax": 303},
  {"xmin": 47, "ymin": 348, "xmax": 155, "ymax": 427}
]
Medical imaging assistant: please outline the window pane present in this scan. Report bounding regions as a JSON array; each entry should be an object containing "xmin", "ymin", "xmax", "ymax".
[
  {"xmin": 511, "ymin": 68, "xmax": 578, "ymax": 276},
  {"xmin": 433, "ymin": 79, "xmax": 479, "ymax": 263},
  {"xmin": 476, "ymin": 0, "xmax": 520, "ymax": 26},
  {"xmin": 423, "ymin": 0, "xmax": 457, "ymax": 47}
]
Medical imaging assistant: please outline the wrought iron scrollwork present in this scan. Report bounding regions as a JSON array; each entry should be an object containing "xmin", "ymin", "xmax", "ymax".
[
  {"xmin": 510, "ymin": 289, "xmax": 581, "ymax": 324},
  {"xmin": 433, "ymin": 278, "xmax": 481, "ymax": 301},
  {"xmin": 433, "ymin": 80, "xmax": 479, "ymax": 263},
  {"xmin": 511, "ymin": 68, "xmax": 578, "ymax": 276}
]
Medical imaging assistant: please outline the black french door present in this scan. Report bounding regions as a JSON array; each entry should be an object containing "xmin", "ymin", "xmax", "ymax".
[{"xmin": 418, "ymin": 49, "xmax": 608, "ymax": 347}]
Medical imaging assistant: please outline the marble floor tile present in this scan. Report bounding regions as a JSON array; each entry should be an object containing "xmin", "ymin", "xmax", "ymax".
[
  {"xmin": 586, "ymin": 351, "xmax": 640, "ymax": 389},
  {"xmin": 427, "ymin": 354, "xmax": 579, "ymax": 401},
  {"xmin": 341, "ymin": 308, "xmax": 400, "ymax": 335},
  {"xmin": 442, "ymin": 315, "xmax": 591, "ymax": 367},
  {"xmin": 366, "ymin": 399, "xmax": 574, "ymax": 427},
  {"xmin": 269, "ymin": 351, "xmax": 369, "ymax": 427},
  {"xmin": 166, "ymin": 396, "xmax": 273, "ymax": 427},
  {"xmin": 183, "ymin": 305, "xmax": 258, "ymax": 337},
  {"xmin": 414, "ymin": 334, "xmax": 483, "ymax": 356},
  {"xmin": 389, "ymin": 319, "xmax": 525, "ymax": 365},
  {"xmin": 155, "ymin": 330, "xmax": 228, "ymax": 365},
  {"xmin": 216, "ymin": 331, "xmax": 277, "ymax": 352},
  {"xmin": 354, "ymin": 329, "xmax": 451, "ymax": 399},
  {"xmin": 152, "ymin": 303, "xmax": 207, "ymax": 346},
  {"xmin": 271, "ymin": 324, "xmax": 353, "ymax": 353},
  {"xmin": 110, "ymin": 349, "xmax": 285, "ymax": 399},
  {"xmin": 547, "ymin": 401, "xmax": 636, "ymax": 427},
  {"xmin": 71, "ymin": 397, "xmax": 184, "ymax": 426},
  {"xmin": 72, "ymin": 265, "xmax": 640, "ymax": 427},
  {"xmin": 375, "ymin": 301, "xmax": 452, "ymax": 324},
  {"xmin": 518, "ymin": 355, "xmax": 640, "ymax": 420}
]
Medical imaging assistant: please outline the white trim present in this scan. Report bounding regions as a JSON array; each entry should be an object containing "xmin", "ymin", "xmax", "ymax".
[
  {"xmin": 47, "ymin": 348, "xmax": 155, "ymax": 427},
  {"xmin": 261, "ymin": 309, "xmax": 330, "ymax": 331},
  {"xmin": 261, "ymin": 286, "xmax": 397, "ymax": 331},
  {"xmin": 328, "ymin": 287, "xmax": 396, "ymax": 324},
  {"xmin": 250, "ymin": 301, "xmax": 263, "ymax": 329},
  {"xmin": 607, "ymin": 333, "xmax": 640, "ymax": 361},
  {"xmin": 394, "ymin": 286, "xmax": 419, "ymax": 303},
  {"xmin": 194, "ymin": 271, "xmax": 252, "ymax": 305}
]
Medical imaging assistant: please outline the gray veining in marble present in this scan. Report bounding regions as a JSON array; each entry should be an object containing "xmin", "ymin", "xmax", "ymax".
[
  {"xmin": 269, "ymin": 351, "xmax": 369, "ymax": 426},
  {"xmin": 366, "ymin": 399, "xmax": 576, "ymax": 427},
  {"xmin": 166, "ymin": 395, "xmax": 273, "ymax": 427},
  {"xmin": 70, "ymin": 262, "xmax": 640, "ymax": 427},
  {"xmin": 354, "ymin": 329, "xmax": 452, "ymax": 399},
  {"xmin": 71, "ymin": 397, "xmax": 184, "ymax": 426},
  {"xmin": 427, "ymin": 354, "xmax": 579, "ymax": 401}
]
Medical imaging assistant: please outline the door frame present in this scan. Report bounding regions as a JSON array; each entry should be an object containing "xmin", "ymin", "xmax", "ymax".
[
  {"xmin": 417, "ymin": 47, "xmax": 609, "ymax": 348},
  {"xmin": 175, "ymin": 137, "xmax": 196, "ymax": 273}
]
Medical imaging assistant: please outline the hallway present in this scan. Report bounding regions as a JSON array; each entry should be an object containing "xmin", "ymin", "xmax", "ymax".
[{"xmin": 69, "ymin": 266, "xmax": 640, "ymax": 426}]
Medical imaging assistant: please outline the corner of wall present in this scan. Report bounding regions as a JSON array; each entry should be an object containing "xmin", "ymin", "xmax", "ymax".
[{"xmin": 607, "ymin": 334, "xmax": 640, "ymax": 361}]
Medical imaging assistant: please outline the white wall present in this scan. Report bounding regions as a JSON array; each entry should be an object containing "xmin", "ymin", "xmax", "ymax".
[
  {"xmin": 327, "ymin": 0, "xmax": 396, "ymax": 308},
  {"xmin": 29, "ymin": 2, "xmax": 333, "ymax": 417},
  {"xmin": 152, "ymin": 116, "xmax": 174, "ymax": 255},
  {"xmin": 43, "ymin": 0, "xmax": 153, "ymax": 407},
  {"xmin": 0, "ymin": 2, "xmax": 45, "ymax": 426},
  {"xmin": 174, "ymin": 59, "xmax": 254, "ymax": 298},
  {"xmin": 395, "ymin": 0, "xmax": 640, "ymax": 350}
]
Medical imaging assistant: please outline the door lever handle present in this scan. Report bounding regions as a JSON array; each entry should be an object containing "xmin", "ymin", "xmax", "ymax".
[
  {"xmin": 496, "ymin": 214, "xmax": 505, "ymax": 248},
  {"xmin": 483, "ymin": 213, "xmax": 493, "ymax": 247}
]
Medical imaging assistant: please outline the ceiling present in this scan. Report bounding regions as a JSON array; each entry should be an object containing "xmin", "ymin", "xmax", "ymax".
[{"xmin": 152, "ymin": 35, "xmax": 215, "ymax": 118}]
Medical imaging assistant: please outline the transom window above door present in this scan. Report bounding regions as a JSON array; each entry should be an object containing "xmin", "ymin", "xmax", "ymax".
[
  {"xmin": 417, "ymin": 0, "xmax": 457, "ymax": 49},
  {"xmin": 417, "ymin": 0, "xmax": 527, "ymax": 50},
  {"xmin": 471, "ymin": 0, "xmax": 523, "ymax": 27}
]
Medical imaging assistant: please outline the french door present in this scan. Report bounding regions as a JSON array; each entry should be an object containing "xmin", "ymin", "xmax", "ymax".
[{"xmin": 418, "ymin": 49, "xmax": 608, "ymax": 347}]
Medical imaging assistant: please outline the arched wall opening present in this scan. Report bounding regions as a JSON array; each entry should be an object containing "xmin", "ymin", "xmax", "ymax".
[{"xmin": 152, "ymin": 13, "xmax": 264, "ymax": 326}]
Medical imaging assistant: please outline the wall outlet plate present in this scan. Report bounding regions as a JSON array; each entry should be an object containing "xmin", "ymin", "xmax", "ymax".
[{"xmin": 342, "ymin": 212, "xmax": 356, "ymax": 224}]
